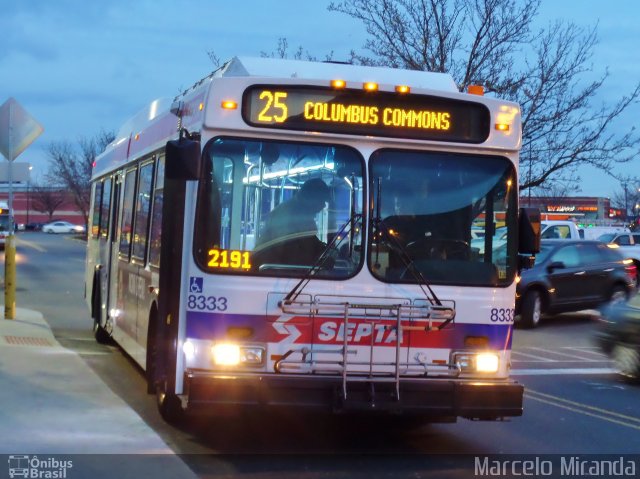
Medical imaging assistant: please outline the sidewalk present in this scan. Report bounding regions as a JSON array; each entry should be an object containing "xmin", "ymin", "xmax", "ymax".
[{"xmin": 0, "ymin": 308, "xmax": 197, "ymax": 477}]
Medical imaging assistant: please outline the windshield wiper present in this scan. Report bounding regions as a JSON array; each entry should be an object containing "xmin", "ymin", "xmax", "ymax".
[
  {"xmin": 283, "ymin": 212, "xmax": 362, "ymax": 304},
  {"xmin": 371, "ymin": 177, "xmax": 445, "ymax": 307}
]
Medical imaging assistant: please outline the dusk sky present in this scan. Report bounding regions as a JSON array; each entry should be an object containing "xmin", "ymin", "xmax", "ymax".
[{"xmin": 1, "ymin": 0, "xmax": 638, "ymax": 200}]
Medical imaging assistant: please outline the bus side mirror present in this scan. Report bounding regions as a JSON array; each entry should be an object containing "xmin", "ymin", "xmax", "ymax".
[
  {"xmin": 165, "ymin": 137, "xmax": 200, "ymax": 180},
  {"xmin": 519, "ymin": 207, "xmax": 541, "ymax": 255}
]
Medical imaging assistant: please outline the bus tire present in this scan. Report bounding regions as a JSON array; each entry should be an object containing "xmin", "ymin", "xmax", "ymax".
[
  {"xmin": 146, "ymin": 306, "xmax": 159, "ymax": 394},
  {"xmin": 91, "ymin": 275, "xmax": 112, "ymax": 345},
  {"xmin": 156, "ymin": 379, "xmax": 185, "ymax": 425},
  {"xmin": 520, "ymin": 290, "xmax": 543, "ymax": 329}
]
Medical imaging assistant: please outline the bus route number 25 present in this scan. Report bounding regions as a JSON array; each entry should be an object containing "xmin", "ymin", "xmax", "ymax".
[
  {"xmin": 188, "ymin": 294, "xmax": 228, "ymax": 311},
  {"xmin": 490, "ymin": 308, "xmax": 515, "ymax": 322},
  {"xmin": 257, "ymin": 90, "xmax": 289, "ymax": 123}
]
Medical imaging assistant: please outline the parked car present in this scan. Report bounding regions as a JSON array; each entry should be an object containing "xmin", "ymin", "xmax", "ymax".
[
  {"xmin": 25, "ymin": 222, "xmax": 44, "ymax": 231},
  {"xmin": 42, "ymin": 221, "xmax": 86, "ymax": 234},
  {"xmin": 470, "ymin": 226, "xmax": 507, "ymax": 255},
  {"xmin": 597, "ymin": 232, "xmax": 640, "ymax": 246},
  {"xmin": 515, "ymin": 239, "xmax": 637, "ymax": 328},
  {"xmin": 595, "ymin": 293, "xmax": 640, "ymax": 382},
  {"xmin": 597, "ymin": 232, "xmax": 640, "ymax": 281}
]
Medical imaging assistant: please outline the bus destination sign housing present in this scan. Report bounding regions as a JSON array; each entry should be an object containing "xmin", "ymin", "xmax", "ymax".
[{"xmin": 243, "ymin": 85, "xmax": 490, "ymax": 143}]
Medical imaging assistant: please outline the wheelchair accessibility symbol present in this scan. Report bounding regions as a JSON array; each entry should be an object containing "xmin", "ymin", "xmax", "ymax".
[{"xmin": 189, "ymin": 277, "xmax": 203, "ymax": 293}]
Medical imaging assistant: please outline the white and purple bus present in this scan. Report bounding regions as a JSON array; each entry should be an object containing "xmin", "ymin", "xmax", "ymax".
[{"xmin": 85, "ymin": 57, "xmax": 539, "ymax": 423}]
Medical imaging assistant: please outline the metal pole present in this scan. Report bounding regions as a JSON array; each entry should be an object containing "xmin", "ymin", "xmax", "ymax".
[
  {"xmin": 528, "ymin": 143, "xmax": 532, "ymax": 207},
  {"xmin": 624, "ymin": 183, "xmax": 628, "ymax": 221},
  {"xmin": 4, "ymin": 101, "xmax": 16, "ymax": 319}
]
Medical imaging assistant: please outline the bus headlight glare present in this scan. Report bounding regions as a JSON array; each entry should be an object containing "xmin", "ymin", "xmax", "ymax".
[
  {"xmin": 182, "ymin": 340, "xmax": 196, "ymax": 359},
  {"xmin": 211, "ymin": 344, "xmax": 264, "ymax": 366},
  {"xmin": 476, "ymin": 353, "xmax": 499, "ymax": 373},
  {"xmin": 212, "ymin": 344, "xmax": 241, "ymax": 365},
  {"xmin": 453, "ymin": 351, "xmax": 500, "ymax": 373}
]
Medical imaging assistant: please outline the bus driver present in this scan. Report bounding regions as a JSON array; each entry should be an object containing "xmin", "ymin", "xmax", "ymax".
[{"xmin": 255, "ymin": 178, "xmax": 331, "ymax": 267}]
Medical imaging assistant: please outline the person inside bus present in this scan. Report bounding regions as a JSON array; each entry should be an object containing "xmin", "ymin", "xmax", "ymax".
[{"xmin": 255, "ymin": 178, "xmax": 331, "ymax": 267}]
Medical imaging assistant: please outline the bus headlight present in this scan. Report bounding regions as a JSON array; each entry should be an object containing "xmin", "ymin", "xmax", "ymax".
[
  {"xmin": 212, "ymin": 344, "xmax": 241, "ymax": 365},
  {"xmin": 452, "ymin": 351, "xmax": 500, "ymax": 373},
  {"xmin": 211, "ymin": 343, "xmax": 264, "ymax": 366},
  {"xmin": 476, "ymin": 352, "xmax": 500, "ymax": 373}
]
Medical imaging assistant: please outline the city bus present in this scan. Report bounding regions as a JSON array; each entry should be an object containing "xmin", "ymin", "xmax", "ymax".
[
  {"xmin": 85, "ymin": 57, "xmax": 540, "ymax": 423},
  {"xmin": 0, "ymin": 200, "xmax": 12, "ymax": 249}
]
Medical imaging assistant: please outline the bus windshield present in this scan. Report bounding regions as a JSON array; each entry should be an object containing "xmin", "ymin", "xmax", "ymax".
[
  {"xmin": 0, "ymin": 214, "xmax": 11, "ymax": 232},
  {"xmin": 369, "ymin": 149, "xmax": 517, "ymax": 286},
  {"xmin": 194, "ymin": 137, "xmax": 365, "ymax": 278}
]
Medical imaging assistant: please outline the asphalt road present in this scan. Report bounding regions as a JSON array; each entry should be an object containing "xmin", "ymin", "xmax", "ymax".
[{"xmin": 6, "ymin": 232, "xmax": 640, "ymax": 478}]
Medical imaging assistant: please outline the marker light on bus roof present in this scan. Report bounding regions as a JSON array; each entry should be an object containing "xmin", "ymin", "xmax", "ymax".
[
  {"xmin": 495, "ymin": 123, "xmax": 510, "ymax": 132},
  {"xmin": 221, "ymin": 100, "xmax": 238, "ymax": 110},
  {"xmin": 467, "ymin": 85, "xmax": 484, "ymax": 96},
  {"xmin": 199, "ymin": 102, "xmax": 204, "ymax": 111},
  {"xmin": 331, "ymin": 79, "xmax": 346, "ymax": 89},
  {"xmin": 363, "ymin": 82, "xmax": 378, "ymax": 92},
  {"xmin": 395, "ymin": 85, "xmax": 411, "ymax": 94}
]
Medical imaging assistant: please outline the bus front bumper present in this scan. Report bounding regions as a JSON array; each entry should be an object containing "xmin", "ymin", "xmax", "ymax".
[{"xmin": 183, "ymin": 371, "xmax": 524, "ymax": 420}]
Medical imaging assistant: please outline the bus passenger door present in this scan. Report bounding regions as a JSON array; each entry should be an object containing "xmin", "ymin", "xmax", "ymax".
[
  {"xmin": 112, "ymin": 168, "xmax": 139, "ymax": 344},
  {"xmin": 97, "ymin": 177, "xmax": 118, "ymax": 329},
  {"xmin": 105, "ymin": 178, "xmax": 120, "ymax": 325}
]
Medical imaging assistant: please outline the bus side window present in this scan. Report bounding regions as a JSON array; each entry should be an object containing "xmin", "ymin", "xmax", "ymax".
[
  {"xmin": 91, "ymin": 181, "xmax": 103, "ymax": 238},
  {"xmin": 100, "ymin": 177, "xmax": 112, "ymax": 239},
  {"xmin": 119, "ymin": 168, "xmax": 137, "ymax": 258},
  {"xmin": 131, "ymin": 161, "xmax": 155, "ymax": 260},
  {"xmin": 148, "ymin": 156, "xmax": 164, "ymax": 267}
]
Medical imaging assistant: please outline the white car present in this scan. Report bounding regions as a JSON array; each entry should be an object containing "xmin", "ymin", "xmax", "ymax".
[
  {"xmin": 42, "ymin": 221, "xmax": 86, "ymax": 234},
  {"xmin": 471, "ymin": 226, "xmax": 508, "ymax": 255}
]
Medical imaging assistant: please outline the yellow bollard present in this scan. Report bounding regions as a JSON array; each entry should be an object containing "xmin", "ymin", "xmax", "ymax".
[{"xmin": 4, "ymin": 234, "xmax": 16, "ymax": 320}]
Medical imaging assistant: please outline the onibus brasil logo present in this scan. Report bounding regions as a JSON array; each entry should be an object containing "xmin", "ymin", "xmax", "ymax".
[{"xmin": 8, "ymin": 455, "xmax": 73, "ymax": 478}]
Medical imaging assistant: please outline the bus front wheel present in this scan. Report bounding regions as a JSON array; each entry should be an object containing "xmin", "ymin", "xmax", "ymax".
[
  {"xmin": 91, "ymin": 276, "xmax": 112, "ymax": 344},
  {"xmin": 156, "ymin": 380, "xmax": 185, "ymax": 425}
]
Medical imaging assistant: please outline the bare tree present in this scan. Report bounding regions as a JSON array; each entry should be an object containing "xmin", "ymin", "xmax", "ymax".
[
  {"xmin": 208, "ymin": 37, "xmax": 334, "ymax": 67},
  {"xmin": 29, "ymin": 185, "xmax": 66, "ymax": 221},
  {"xmin": 259, "ymin": 37, "xmax": 334, "ymax": 61},
  {"xmin": 611, "ymin": 176, "xmax": 640, "ymax": 218},
  {"xmin": 328, "ymin": 0, "xmax": 640, "ymax": 192},
  {"xmin": 46, "ymin": 130, "xmax": 115, "ymax": 226}
]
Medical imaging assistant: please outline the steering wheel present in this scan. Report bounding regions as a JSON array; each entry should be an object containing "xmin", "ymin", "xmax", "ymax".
[{"xmin": 405, "ymin": 238, "xmax": 470, "ymax": 261}]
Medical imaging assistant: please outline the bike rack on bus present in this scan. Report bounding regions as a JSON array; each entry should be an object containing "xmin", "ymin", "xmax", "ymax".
[{"xmin": 275, "ymin": 298, "xmax": 458, "ymax": 403}]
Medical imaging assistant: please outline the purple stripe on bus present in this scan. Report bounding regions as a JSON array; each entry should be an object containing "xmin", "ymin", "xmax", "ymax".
[{"xmin": 185, "ymin": 311, "xmax": 513, "ymax": 349}]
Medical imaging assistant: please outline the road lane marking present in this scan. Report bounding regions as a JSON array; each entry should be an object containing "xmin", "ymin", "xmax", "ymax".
[
  {"xmin": 525, "ymin": 388, "xmax": 640, "ymax": 431},
  {"xmin": 511, "ymin": 368, "xmax": 615, "ymax": 375},
  {"xmin": 562, "ymin": 346, "xmax": 608, "ymax": 357},
  {"xmin": 525, "ymin": 346, "xmax": 605, "ymax": 361},
  {"xmin": 511, "ymin": 351, "xmax": 556, "ymax": 362},
  {"xmin": 15, "ymin": 237, "xmax": 47, "ymax": 252}
]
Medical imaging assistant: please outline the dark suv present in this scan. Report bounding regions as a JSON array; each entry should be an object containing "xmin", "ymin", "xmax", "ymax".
[{"xmin": 516, "ymin": 240, "xmax": 636, "ymax": 328}]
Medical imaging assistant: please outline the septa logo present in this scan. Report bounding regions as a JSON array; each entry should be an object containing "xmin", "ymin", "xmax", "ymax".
[
  {"xmin": 272, "ymin": 315, "xmax": 303, "ymax": 343},
  {"xmin": 317, "ymin": 320, "xmax": 403, "ymax": 345}
]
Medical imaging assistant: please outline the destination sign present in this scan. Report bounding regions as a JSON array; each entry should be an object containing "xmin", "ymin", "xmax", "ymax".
[{"xmin": 243, "ymin": 85, "xmax": 490, "ymax": 143}]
